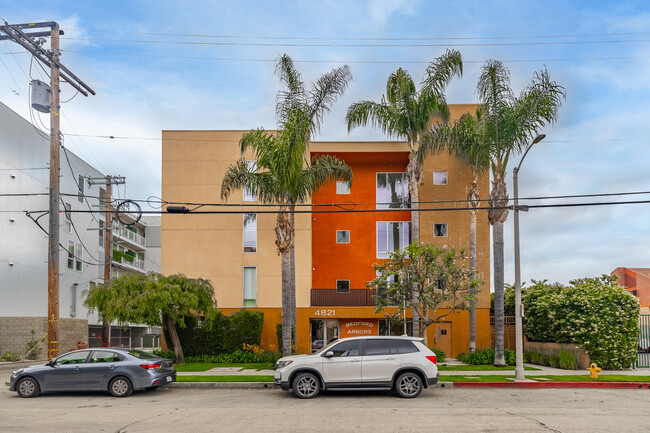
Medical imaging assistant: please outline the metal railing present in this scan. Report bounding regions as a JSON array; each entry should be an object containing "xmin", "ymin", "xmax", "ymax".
[
  {"xmin": 490, "ymin": 315, "xmax": 516, "ymax": 350},
  {"xmin": 113, "ymin": 254, "xmax": 145, "ymax": 270},
  {"xmin": 311, "ymin": 289, "xmax": 377, "ymax": 306},
  {"xmin": 636, "ymin": 314, "xmax": 650, "ymax": 368},
  {"xmin": 113, "ymin": 226, "xmax": 146, "ymax": 247}
]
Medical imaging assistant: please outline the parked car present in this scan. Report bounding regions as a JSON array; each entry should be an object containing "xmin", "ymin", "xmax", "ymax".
[
  {"xmin": 8, "ymin": 348, "xmax": 176, "ymax": 398},
  {"xmin": 275, "ymin": 336, "xmax": 438, "ymax": 399}
]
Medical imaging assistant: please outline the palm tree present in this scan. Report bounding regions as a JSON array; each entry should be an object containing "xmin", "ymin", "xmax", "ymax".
[
  {"xmin": 425, "ymin": 60, "xmax": 565, "ymax": 365},
  {"xmin": 221, "ymin": 55, "xmax": 353, "ymax": 356},
  {"xmin": 346, "ymin": 49, "xmax": 463, "ymax": 338},
  {"xmin": 420, "ymin": 109, "xmax": 489, "ymax": 353}
]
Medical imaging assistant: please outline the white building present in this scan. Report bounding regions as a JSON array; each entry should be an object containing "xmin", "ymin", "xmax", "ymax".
[{"xmin": 0, "ymin": 102, "xmax": 160, "ymax": 357}]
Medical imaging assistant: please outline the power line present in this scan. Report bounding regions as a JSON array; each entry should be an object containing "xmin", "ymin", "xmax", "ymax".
[{"xmin": 59, "ymin": 36, "xmax": 650, "ymax": 48}]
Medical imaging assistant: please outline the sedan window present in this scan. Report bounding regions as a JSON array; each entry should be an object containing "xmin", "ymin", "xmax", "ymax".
[
  {"xmin": 90, "ymin": 350, "xmax": 121, "ymax": 363},
  {"xmin": 55, "ymin": 351, "xmax": 90, "ymax": 365},
  {"xmin": 328, "ymin": 340, "xmax": 361, "ymax": 357}
]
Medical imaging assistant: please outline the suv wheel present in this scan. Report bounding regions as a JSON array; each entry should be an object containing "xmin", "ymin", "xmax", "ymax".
[
  {"xmin": 292, "ymin": 372, "xmax": 320, "ymax": 399},
  {"xmin": 395, "ymin": 372, "xmax": 423, "ymax": 398}
]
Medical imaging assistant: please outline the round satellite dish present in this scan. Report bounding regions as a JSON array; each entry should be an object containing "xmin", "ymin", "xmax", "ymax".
[{"xmin": 30, "ymin": 80, "xmax": 51, "ymax": 113}]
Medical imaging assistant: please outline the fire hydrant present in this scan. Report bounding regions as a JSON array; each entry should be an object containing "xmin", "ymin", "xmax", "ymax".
[{"xmin": 588, "ymin": 363, "xmax": 602, "ymax": 378}]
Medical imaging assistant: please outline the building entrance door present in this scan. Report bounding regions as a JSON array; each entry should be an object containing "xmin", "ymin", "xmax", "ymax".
[
  {"xmin": 434, "ymin": 322, "xmax": 452, "ymax": 356},
  {"xmin": 310, "ymin": 319, "xmax": 339, "ymax": 352}
]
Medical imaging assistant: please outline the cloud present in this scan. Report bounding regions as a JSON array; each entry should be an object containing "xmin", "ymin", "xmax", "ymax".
[{"xmin": 369, "ymin": 0, "xmax": 419, "ymax": 25}]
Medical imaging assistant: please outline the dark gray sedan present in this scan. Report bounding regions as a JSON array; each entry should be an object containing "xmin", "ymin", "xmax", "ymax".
[{"xmin": 8, "ymin": 348, "xmax": 176, "ymax": 398}]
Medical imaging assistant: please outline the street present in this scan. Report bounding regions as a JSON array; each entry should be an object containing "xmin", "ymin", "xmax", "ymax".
[{"xmin": 2, "ymin": 385, "xmax": 650, "ymax": 432}]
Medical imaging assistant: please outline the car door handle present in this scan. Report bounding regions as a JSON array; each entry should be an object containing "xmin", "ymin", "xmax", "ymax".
[
  {"xmin": 351, "ymin": 359, "xmax": 360, "ymax": 362},
  {"xmin": 386, "ymin": 357, "xmax": 396, "ymax": 360},
  {"xmin": 109, "ymin": 365, "xmax": 116, "ymax": 369},
  {"xmin": 74, "ymin": 366, "xmax": 80, "ymax": 371}
]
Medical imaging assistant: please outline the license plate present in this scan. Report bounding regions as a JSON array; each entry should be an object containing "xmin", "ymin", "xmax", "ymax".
[{"xmin": 166, "ymin": 376, "xmax": 172, "ymax": 382}]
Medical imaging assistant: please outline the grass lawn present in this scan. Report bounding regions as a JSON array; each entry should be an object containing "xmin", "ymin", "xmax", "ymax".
[
  {"xmin": 530, "ymin": 375, "xmax": 650, "ymax": 382},
  {"xmin": 175, "ymin": 363, "xmax": 274, "ymax": 372},
  {"xmin": 177, "ymin": 375, "xmax": 274, "ymax": 383},
  {"xmin": 438, "ymin": 365, "xmax": 540, "ymax": 371},
  {"xmin": 439, "ymin": 375, "xmax": 513, "ymax": 382}
]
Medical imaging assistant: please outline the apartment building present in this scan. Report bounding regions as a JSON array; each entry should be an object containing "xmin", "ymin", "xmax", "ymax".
[
  {"xmin": 611, "ymin": 267, "xmax": 650, "ymax": 313},
  {"xmin": 0, "ymin": 102, "xmax": 160, "ymax": 356},
  {"xmin": 162, "ymin": 105, "xmax": 491, "ymax": 357}
]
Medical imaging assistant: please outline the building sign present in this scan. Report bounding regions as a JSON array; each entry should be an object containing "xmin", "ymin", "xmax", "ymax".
[{"xmin": 340, "ymin": 319, "xmax": 378, "ymax": 338}]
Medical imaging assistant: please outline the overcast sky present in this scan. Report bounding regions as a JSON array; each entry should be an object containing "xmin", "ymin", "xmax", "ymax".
[{"xmin": 1, "ymin": 0, "xmax": 649, "ymax": 288}]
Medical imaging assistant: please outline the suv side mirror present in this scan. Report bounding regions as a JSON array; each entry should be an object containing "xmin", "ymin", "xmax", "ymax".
[{"xmin": 323, "ymin": 351, "xmax": 335, "ymax": 358}]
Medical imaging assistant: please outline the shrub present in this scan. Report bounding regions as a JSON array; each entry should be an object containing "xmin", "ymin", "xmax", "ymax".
[
  {"xmin": 1, "ymin": 351, "xmax": 21, "ymax": 362},
  {"xmin": 558, "ymin": 350, "xmax": 577, "ymax": 370},
  {"xmin": 165, "ymin": 309, "xmax": 265, "ymax": 357},
  {"xmin": 433, "ymin": 349, "xmax": 445, "ymax": 363},
  {"xmin": 25, "ymin": 330, "xmax": 42, "ymax": 360},
  {"xmin": 153, "ymin": 350, "xmax": 175, "ymax": 360},
  {"xmin": 457, "ymin": 348, "xmax": 516, "ymax": 366},
  {"xmin": 523, "ymin": 276, "xmax": 639, "ymax": 369},
  {"xmin": 67, "ymin": 341, "xmax": 89, "ymax": 352},
  {"xmin": 185, "ymin": 350, "xmax": 282, "ymax": 364},
  {"xmin": 549, "ymin": 353, "xmax": 560, "ymax": 368}
]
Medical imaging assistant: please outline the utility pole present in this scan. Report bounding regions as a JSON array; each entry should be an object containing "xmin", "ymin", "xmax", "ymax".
[
  {"xmin": 0, "ymin": 21, "xmax": 95, "ymax": 360},
  {"xmin": 88, "ymin": 175, "xmax": 125, "ymax": 346}
]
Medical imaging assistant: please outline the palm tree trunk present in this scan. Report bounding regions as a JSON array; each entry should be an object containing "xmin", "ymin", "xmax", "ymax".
[
  {"xmin": 492, "ymin": 220, "xmax": 506, "ymax": 366},
  {"xmin": 276, "ymin": 209, "xmax": 293, "ymax": 356},
  {"xmin": 469, "ymin": 207, "xmax": 477, "ymax": 352},
  {"xmin": 289, "ymin": 209, "xmax": 297, "ymax": 347},
  {"xmin": 164, "ymin": 314, "xmax": 184, "ymax": 364},
  {"xmin": 407, "ymin": 154, "xmax": 421, "ymax": 338}
]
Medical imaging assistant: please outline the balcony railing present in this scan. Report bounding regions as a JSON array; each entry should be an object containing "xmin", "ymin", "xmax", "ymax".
[
  {"xmin": 311, "ymin": 289, "xmax": 377, "ymax": 307},
  {"xmin": 112, "ymin": 255, "xmax": 145, "ymax": 271},
  {"xmin": 113, "ymin": 226, "xmax": 146, "ymax": 247}
]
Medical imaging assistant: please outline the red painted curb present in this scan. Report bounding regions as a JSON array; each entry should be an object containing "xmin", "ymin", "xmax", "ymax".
[{"xmin": 450, "ymin": 381, "xmax": 650, "ymax": 389}]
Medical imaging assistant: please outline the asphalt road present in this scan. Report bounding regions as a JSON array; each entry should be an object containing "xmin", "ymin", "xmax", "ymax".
[{"xmin": 2, "ymin": 385, "xmax": 650, "ymax": 432}]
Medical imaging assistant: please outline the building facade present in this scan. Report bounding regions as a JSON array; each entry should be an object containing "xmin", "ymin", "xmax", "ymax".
[
  {"xmin": 162, "ymin": 105, "xmax": 491, "ymax": 357},
  {"xmin": 611, "ymin": 267, "xmax": 650, "ymax": 313},
  {"xmin": 0, "ymin": 102, "xmax": 160, "ymax": 357}
]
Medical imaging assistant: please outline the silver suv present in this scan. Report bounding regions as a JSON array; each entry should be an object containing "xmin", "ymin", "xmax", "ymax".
[{"xmin": 274, "ymin": 336, "xmax": 438, "ymax": 398}]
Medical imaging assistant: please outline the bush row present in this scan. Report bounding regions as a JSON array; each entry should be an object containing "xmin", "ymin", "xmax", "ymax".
[
  {"xmin": 525, "ymin": 350, "xmax": 576, "ymax": 369},
  {"xmin": 457, "ymin": 348, "xmax": 516, "ymax": 366},
  {"xmin": 184, "ymin": 350, "xmax": 282, "ymax": 364},
  {"xmin": 163, "ymin": 309, "xmax": 264, "ymax": 357},
  {"xmin": 523, "ymin": 276, "xmax": 639, "ymax": 370}
]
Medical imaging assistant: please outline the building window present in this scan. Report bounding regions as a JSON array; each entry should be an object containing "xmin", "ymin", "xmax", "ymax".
[
  {"xmin": 78, "ymin": 174, "xmax": 85, "ymax": 202},
  {"xmin": 70, "ymin": 283, "xmax": 78, "ymax": 317},
  {"xmin": 64, "ymin": 202, "xmax": 72, "ymax": 233},
  {"xmin": 243, "ymin": 266, "xmax": 257, "ymax": 307},
  {"xmin": 377, "ymin": 221, "xmax": 410, "ymax": 258},
  {"xmin": 336, "ymin": 181, "xmax": 350, "ymax": 195},
  {"xmin": 433, "ymin": 171, "xmax": 448, "ymax": 185},
  {"xmin": 434, "ymin": 223, "xmax": 448, "ymax": 237},
  {"xmin": 67, "ymin": 241, "xmax": 75, "ymax": 269},
  {"xmin": 99, "ymin": 220, "xmax": 104, "ymax": 247},
  {"xmin": 99, "ymin": 187, "xmax": 106, "ymax": 209},
  {"xmin": 377, "ymin": 173, "xmax": 409, "ymax": 209},
  {"xmin": 75, "ymin": 243, "xmax": 82, "ymax": 271},
  {"xmin": 243, "ymin": 160, "xmax": 257, "ymax": 202},
  {"xmin": 336, "ymin": 230, "xmax": 350, "ymax": 244},
  {"xmin": 243, "ymin": 213, "xmax": 257, "ymax": 253},
  {"xmin": 336, "ymin": 280, "xmax": 350, "ymax": 293}
]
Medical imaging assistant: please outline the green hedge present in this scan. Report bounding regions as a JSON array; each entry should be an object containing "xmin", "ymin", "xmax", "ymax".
[
  {"xmin": 163, "ymin": 309, "xmax": 264, "ymax": 357},
  {"xmin": 458, "ymin": 348, "xmax": 516, "ymax": 366},
  {"xmin": 522, "ymin": 276, "xmax": 639, "ymax": 370},
  {"xmin": 185, "ymin": 350, "xmax": 282, "ymax": 364}
]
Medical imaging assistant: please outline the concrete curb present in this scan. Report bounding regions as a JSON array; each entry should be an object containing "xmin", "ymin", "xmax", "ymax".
[
  {"xmin": 451, "ymin": 381, "xmax": 650, "ymax": 389},
  {"xmin": 169, "ymin": 382, "xmax": 275, "ymax": 390}
]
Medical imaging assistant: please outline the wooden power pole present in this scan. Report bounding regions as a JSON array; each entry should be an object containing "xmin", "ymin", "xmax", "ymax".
[{"xmin": 0, "ymin": 21, "xmax": 95, "ymax": 359}]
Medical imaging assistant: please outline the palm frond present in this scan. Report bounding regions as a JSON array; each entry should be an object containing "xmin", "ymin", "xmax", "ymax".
[
  {"xmin": 308, "ymin": 65, "xmax": 352, "ymax": 135},
  {"xmin": 422, "ymin": 49, "xmax": 463, "ymax": 98},
  {"xmin": 275, "ymin": 54, "xmax": 307, "ymax": 129},
  {"xmin": 346, "ymin": 100, "xmax": 401, "ymax": 137}
]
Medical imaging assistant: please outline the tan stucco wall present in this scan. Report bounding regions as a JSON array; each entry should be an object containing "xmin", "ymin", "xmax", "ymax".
[{"xmin": 162, "ymin": 130, "xmax": 312, "ymax": 308}]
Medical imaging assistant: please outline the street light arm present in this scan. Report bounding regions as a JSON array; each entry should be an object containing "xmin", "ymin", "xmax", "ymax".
[{"xmin": 516, "ymin": 134, "xmax": 546, "ymax": 173}]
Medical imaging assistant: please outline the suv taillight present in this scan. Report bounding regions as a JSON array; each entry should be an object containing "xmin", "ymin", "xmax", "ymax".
[
  {"xmin": 425, "ymin": 355, "xmax": 437, "ymax": 365},
  {"xmin": 140, "ymin": 364, "xmax": 161, "ymax": 370}
]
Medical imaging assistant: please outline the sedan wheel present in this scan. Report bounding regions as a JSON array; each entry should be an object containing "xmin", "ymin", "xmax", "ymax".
[
  {"xmin": 109, "ymin": 377, "xmax": 133, "ymax": 397},
  {"xmin": 16, "ymin": 377, "xmax": 40, "ymax": 398},
  {"xmin": 292, "ymin": 372, "xmax": 320, "ymax": 399},
  {"xmin": 395, "ymin": 372, "xmax": 423, "ymax": 398}
]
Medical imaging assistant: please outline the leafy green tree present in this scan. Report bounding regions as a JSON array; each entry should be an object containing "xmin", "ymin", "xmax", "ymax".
[
  {"xmin": 221, "ymin": 54, "xmax": 353, "ymax": 356},
  {"xmin": 84, "ymin": 273, "xmax": 216, "ymax": 364},
  {"xmin": 421, "ymin": 60, "xmax": 565, "ymax": 365},
  {"xmin": 367, "ymin": 242, "xmax": 479, "ymax": 346},
  {"xmin": 346, "ymin": 50, "xmax": 463, "ymax": 337}
]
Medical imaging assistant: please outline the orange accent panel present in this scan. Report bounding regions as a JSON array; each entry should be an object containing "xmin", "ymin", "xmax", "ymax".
[{"xmin": 311, "ymin": 151, "xmax": 410, "ymax": 292}]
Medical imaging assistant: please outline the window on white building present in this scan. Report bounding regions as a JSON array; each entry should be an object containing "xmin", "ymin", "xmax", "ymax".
[
  {"xmin": 377, "ymin": 221, "xmax": 410, "ymax": 258},
  {"xmin": 376, "ymin": 173, "xmax": 409, "ymax": 209},
  {"xmin": 243, "ymin": 213, "xmax": 257, "ymax": 253},
  {"xmin": 99, "ymin": 220, "xmax": 104, "ymax": 247},
  {"xmin": 67, "ymin": 241, "xmax": 75, "ymax": 269},
  {"xmin": 433, "ymin": 171, "xmax": 448, "ymax": 185},
  {"xmin": 64, "ymin": 202, "xmax": 72, "ymax": 233},
  {"xmin": 243, "ymin": 266, "xmax": 257, "ymax": 307},
  {"xmin": 336, "ymin": 230, "xmax": 350, "ymax": 243},
  {"xmin": 243, "ymin": 160, "xmax": 257, "ymax": 201},
  {"xmin": 336, "ymin": 181, "xmax": 350, "ymax": 195},
  {"xmin": 78, "ymin": 174, "xmax": 85, "ymax": 202}
]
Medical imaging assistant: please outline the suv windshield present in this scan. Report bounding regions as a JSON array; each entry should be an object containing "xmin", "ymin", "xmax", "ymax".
[{"xmin": 313, "ymin": 339, "xmax": 341, "ymax": 355}]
